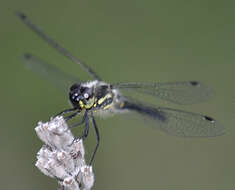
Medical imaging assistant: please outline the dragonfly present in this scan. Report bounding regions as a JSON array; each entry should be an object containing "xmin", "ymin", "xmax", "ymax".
[{"xmin": 17, "ymin": 12, "xmax": 225, "ymax": 166}]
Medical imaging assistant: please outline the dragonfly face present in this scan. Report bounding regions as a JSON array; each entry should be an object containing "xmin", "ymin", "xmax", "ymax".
[{"xmin": 69, "ymin": 82, "xmax": 95, "ymax": 110}]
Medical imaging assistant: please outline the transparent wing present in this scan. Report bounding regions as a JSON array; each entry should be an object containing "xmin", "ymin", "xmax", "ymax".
[
  {"xmin": 22, "ymin": 53, "xmax": 80, "ymax": 93},
  {"xmin": 121, "ymin": 101, "xmax": 225, "ymax": 137},
  {"xmin": 113, "ymin": 81, "xmax": 214, "ymax": 105},
  {"xmin": 17, "ymin": 12, "xmax": 101, "ymax": 81},
  {"xmin": 157, "ymin": 107, "xmax": 225, "ymax": 137}
]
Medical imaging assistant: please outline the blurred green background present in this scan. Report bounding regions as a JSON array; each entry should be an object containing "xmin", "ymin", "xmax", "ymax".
[{"xmin": 1, "ymin": 0, "xmax": 234, "ymax": 189}]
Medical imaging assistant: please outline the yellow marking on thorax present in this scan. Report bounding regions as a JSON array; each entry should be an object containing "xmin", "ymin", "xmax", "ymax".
[
  {"xmin": 103, "ymin": 103, "xmax": 113, "ymax": 110},
  {"xmin": 85, "ymin": 97, "xmax": 96, "ymax": 109},
  {"xmin": 119, "ymin": 102, "xmax": 125, "ymax": 108},
  {"xmin": 97, "ymin": 93, "xmax": 112, "ymax": 105}
]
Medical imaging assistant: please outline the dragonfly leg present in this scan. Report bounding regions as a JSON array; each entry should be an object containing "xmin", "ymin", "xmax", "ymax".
[
  {"xmin": 69, "ymin": 111, "xmax": 88, "ymax": 129},
  {"xmin": 89, "ymin": 112, "xmax": 100, "ymax": 166},
  {"xmin": 69, "ymin": 111, "xmax": 89, "ymax": 140},
  {"xmin": 64, "ymin": 111, "xmax": 80, "ymax": 121},
  {"xmin": 80, "ymin": 113, "xmax": 90, "ymax": 139},
  {"xmin": 54, "ymin": 107, "xmax": 77, "ymax": 118}
]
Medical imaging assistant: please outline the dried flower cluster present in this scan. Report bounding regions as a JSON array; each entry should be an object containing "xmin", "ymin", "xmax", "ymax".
[{"xmin": 35, "ymin": 116, "xmax": 94, "ymax": 190}]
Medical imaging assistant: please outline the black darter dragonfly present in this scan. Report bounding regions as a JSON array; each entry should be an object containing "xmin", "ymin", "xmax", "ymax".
[{"xmin": 17, "ymin": 12, "xmax": 225, "ymax": 166}]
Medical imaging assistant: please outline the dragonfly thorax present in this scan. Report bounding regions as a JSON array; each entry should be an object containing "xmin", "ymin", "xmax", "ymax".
[{"xmin": 69, "ymin": 81, "xmax": 115, "ymax": 111}]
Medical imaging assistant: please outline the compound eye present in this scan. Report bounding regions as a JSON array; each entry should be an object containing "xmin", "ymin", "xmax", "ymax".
[
  {"xmin": 70, "ymin": 93, "xmax": 79, "ymax": 102},
  {"xmin": 84, "ymin": 93, "xmax": 89, "ymax": 99},
  {"xmin": 70, "ymin": 83, "xmax": 81, "ymax": 91},
  {"xmin": 72, "ymin": 93, "xmax": 77, "ymax": 99}
]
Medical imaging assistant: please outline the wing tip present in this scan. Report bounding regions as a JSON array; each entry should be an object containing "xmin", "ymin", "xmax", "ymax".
[{"xmin": 23, "ymin": 53, "xmax": 32, "ymax": 60}]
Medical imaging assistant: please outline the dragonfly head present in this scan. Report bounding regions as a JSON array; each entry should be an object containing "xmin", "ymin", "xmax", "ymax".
[{"xmin": 69, "ymin": 83, "xmax": 94, "ymax": 110}]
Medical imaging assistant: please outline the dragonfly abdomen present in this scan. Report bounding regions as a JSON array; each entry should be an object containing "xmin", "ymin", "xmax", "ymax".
[{"xmin": 119, "ymin": 101, "xmax": 167, "ymax": 122}]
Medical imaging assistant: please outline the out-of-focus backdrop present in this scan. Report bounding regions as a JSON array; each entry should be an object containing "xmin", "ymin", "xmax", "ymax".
[{"xmin": 1, "ymin": 0, "xmax": 234, "ymax": 189}]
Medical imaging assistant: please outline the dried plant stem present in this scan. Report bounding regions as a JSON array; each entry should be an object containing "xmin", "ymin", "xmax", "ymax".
[{"xmin": 35, "ymin": 116, "xmax": 94, "ymax": 190}]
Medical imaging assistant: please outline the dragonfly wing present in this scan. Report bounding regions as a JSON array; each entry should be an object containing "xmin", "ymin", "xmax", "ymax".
[
  {"xmin": 156, "ymin": 107, "xmax": 225, "ymax": 137},
  {"xmin": 121, "ymin": 101, "xmax": 225, "ymax": 137},
  {"xmin": 22, "ymin": 53, "xmax": 80, "ymax": 93},
  {"xmin": 114, "ymin": 81, "xmax": 214, "ymax": 105},
  {"xmin": 17, "ymin": 12, "xmax": 101, "ymax": 81}
]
